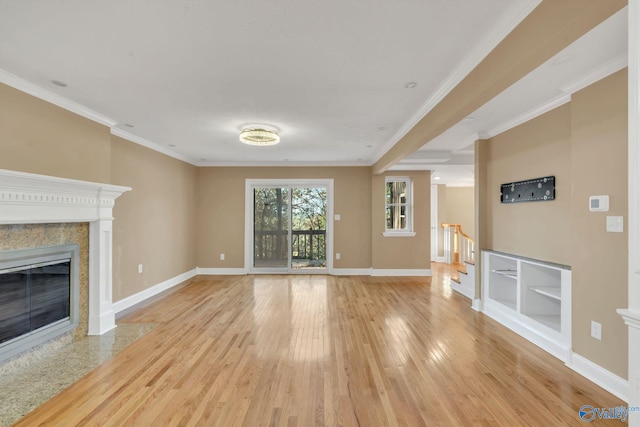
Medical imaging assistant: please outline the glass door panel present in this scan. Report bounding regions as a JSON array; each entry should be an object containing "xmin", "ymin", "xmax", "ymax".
[
  {"xmin": 291, "ymin": 187, "xmax": 327, "ymax": 269},
  {"xmin": 253, "ymin": 187, "xmax": 289, "ymax": 269}
]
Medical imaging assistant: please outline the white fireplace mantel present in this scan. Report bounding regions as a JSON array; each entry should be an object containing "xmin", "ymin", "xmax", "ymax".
[{"xmin": 0, "ymin": 168, "xmax": 131, "ymax": 335}]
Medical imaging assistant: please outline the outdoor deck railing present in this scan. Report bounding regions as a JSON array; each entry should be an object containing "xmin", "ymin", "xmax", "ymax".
[{"xmin": 254, "ymin": 229, "xmax": 326, "ymax": 261}]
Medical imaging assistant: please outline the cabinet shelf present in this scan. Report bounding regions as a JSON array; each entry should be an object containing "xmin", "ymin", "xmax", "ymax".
[
  {"xmin": 491, "ymin": 269, "xmax": 518, "ymax": 279},
  {"xmin": 529, "ymin": 286, "xmax": 561, "ymax": 301},
  {"xmin": 482, "ymin": 250, "xmax": 571, "ymax": 363}
]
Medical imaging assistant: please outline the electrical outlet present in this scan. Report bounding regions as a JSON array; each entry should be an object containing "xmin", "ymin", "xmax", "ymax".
[
  {"xmin": 138, "ymin": 264, "xmax": 143, "ymax": 274},
  {"xmin": 336, "ymin": 253, "xmax": 341, "ymax": 260},
  {"xmin": 591, "ymin": 321, "xmax": 602, "ymax": 340},
  {"xmin": 220, "ymin": 253, "xmax": 225, "ymax": 261}
]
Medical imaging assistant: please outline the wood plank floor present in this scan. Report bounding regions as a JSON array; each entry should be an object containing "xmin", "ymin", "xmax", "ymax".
[{"xmin": 14, "ymin": 264, "xmax": 624, "ymax": 426}]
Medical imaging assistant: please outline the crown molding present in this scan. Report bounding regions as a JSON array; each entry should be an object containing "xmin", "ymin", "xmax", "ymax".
[
  {"xmin": 110, "ymin": 128, "xmax": 198, "ymax": 166},
  {"xmin": 0, "ymin": 68, "xmax": 200, "ymax": 167},
  {"xmin": 483, "ymin": 53, "xmax": 628, "ymax": 139},
  {"xmin": 0, "ymin": 68, "xmax": 117, "ymax": 127},
  {"xmin": 484, "ymin": 94, "xmax": 571, "ymax": 139},
  {"xmin": 374, "ymin": 0, "xmax": 542, "ymax": 163},
  {"xmin": 197, "ymin": 160, "xmax": 371, "ymax": 168},
  {"xmin": 560, "ymin": 53, "xmax": 628, "ymax": 95}
]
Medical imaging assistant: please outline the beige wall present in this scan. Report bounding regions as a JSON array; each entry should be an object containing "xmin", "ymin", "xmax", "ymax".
[
  {"xmin": 474, "ymin": 138, "xmax": 489, "ymax": 297},
  {"xmin": 570, "ymin": 69, "xmax": 628, "ymax": 378},
  {"xmin": 486, "ymin": 104, "xmax": 573, "ymax": 265},
  {"xmin": 371, "ymin": 171, "xmax": 430, "ymax": 270},
  {"xmin": 1, "ymin": 80, "xmax": 430, "ymax": 300},
  {"xmin": 111, "ymin": 136, "xmax": 198, "ymax": 301},
  {"xmin": 0, "ymin": 85, "xmax": 198, "ymax": 304},
  {"xmin": 196, "ymin": 167, "xmax": 372, "ymax": 269},
  {"xmin": 0, "ymin": 84, "xmax": 111, "ymax": 183},
  {"xmin": 442, "ymin": 187, "xmax": 475, "ymax": 239},
  {"xmin": 482, "ymin": 71, "xmax": 628, "ymax": 378}
]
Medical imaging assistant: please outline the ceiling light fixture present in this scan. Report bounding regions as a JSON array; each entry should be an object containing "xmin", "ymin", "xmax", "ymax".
[{"xmin": 239, "ymin": 128, "xmax": 280, "ymax": 146}]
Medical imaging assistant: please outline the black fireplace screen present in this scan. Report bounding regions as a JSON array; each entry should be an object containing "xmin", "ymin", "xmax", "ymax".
[{"xmin": 0, "ymin": 260, "xmax": 71, "ymax": 344}]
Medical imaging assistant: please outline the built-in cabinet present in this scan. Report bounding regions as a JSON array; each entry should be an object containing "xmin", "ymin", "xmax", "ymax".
[{"xmin": 482, "ymin": 250, "xmax": 571, "ymax": 363}]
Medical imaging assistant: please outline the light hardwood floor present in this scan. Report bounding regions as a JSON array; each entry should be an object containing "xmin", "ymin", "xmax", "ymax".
[{"xmin": 15, "ymin": 264, "xmax": 624, "ymax": 426}]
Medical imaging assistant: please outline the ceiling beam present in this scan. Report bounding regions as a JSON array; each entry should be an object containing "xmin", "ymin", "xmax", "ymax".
[{"xmin": 373, "ymin": 0, "xmax": 627, "ymax": 174}]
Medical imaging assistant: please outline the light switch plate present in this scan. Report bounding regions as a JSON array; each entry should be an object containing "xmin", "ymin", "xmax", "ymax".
[
  {"xmin": 606, "ymin": 216, "xmax": 623, "ymax": 233},
  {"xmin": 589, "ymin": 195, "xmax": 609, "ymax": 212},
  {"xmin": 591, "ymin": 321, "xmax": 602, "ymax": 340},
  {"xmin": 334, "ymin": 214, "xmax": 341, "ymax": 221}
]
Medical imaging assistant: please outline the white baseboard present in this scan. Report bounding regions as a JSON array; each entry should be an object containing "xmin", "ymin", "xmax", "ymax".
[
  {"xmin": 482, "ymin": 302, "xmax": 571, "ymax": 364},
  {"xmin": 371, "ymin": 269, "xmax": 432, "ymax": 277},
  {"xmin": 472, "ymin": 299, "xmax": 482, "ymax": 312},
  {"xmin": 194, "ymin": 268, "xmax": 431, "ymax": 277},
  {"xmin": 332, "ymin": 268, "xmax": 373, "ymax": 276},
  {"xmin": 113, "ymin": 268, "xmax": 198, "ymax": 314},
  {"xmin": 569, "ymin": 353, "xmax": 628, "ymax": 403},
  {"xmin": 435, "ymin": 257, "xmax": 447, "ymax": 263},
  {"xmin": 197, "ymin": 267, "xmax": 249, "ymax": 275}
]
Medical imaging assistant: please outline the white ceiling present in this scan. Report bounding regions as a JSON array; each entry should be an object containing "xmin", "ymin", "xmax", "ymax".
[
  {"xmin": 0, "ymin": 1, "xmax": 627, "ymax": 186},
  {"xmin": 395, "ymin": 7, "xmax": 628, "ymax": 186}
]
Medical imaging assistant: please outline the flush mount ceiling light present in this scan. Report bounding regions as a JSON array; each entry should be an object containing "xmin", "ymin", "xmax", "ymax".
[{"xmin": 239, "ymin": 128, "xmax": 280, "ymax": 146}]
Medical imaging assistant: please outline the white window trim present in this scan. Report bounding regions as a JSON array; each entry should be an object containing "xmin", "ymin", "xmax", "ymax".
[
  {"xmin": 384, "ymin": 176, "xmax": 415, "ymax": 237},
  {"xmin": 382, "ymin": 231, "xmax": 417, "ymax": 237}
]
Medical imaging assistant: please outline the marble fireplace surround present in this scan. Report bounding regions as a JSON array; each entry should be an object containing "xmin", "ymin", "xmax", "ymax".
[{"xmin": 0, "ymin": 169, "xmax": 130, "ymax": 335}]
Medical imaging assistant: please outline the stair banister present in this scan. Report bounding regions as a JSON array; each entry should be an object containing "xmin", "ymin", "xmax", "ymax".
[{"xmin": 442, "ymin": 223, "xmax": 475, "ymax": 265}]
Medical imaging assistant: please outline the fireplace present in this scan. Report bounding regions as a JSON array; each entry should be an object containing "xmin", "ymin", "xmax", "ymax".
[
  {"xmin": 0, "ymin": 168, "xmax": 130, "ymax": 348},
  {"xmin": 0, "ymin": 244, "xmax": 79, "ymax": 363}
]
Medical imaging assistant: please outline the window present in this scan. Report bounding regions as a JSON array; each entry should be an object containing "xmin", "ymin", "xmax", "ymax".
[{"xmin": 384, "ymin": 177, "xmax": 415, "ymax": 236}]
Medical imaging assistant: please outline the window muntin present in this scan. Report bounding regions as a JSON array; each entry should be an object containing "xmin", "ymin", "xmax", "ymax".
[{"xmin": 385, "ymin": 177, "xmax": 412, "ymax": 233}]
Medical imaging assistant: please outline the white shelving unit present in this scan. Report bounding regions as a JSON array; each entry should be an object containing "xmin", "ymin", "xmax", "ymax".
[{"xmin": 482, "ymin": 250, "xmax": 572, "ymax": 363}]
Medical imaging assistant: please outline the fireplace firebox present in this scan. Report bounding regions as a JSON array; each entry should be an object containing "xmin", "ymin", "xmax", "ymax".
[{"xmin": 0, "ymin": 244, "xmax": 79, "ymax": 363}]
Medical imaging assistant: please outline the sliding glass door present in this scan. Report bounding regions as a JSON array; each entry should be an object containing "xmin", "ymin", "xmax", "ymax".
[
  {"xmin": 253, "ymin": 187, "xmax": 289, "ymax": 269},
  {"xmin": 248, "ymin": 180, "xmax": 331, "ymax": 273},
  {"xmin": 291, "ymin": 187, "xmax": 327, "ymax": 269}
]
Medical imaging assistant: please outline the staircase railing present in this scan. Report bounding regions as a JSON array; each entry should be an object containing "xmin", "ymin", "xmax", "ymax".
[{"xmin": 442, "ymin": 223, "xmax": 475, "ymax": 265}]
